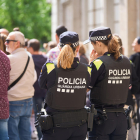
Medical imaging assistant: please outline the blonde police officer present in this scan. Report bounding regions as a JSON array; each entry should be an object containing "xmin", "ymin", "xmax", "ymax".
[{"xmin": 39, "ymin": 31, "xmax": 91, "ymax": 140}]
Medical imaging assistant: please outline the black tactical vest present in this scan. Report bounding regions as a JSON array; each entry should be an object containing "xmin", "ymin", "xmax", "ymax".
[
  {"xmin": 90, "ymin": 55, "xmax": 131, "ymax": 105},
  {"xmin": 45, "ymin": 63, "xmax": 88, "ymax": 110}
]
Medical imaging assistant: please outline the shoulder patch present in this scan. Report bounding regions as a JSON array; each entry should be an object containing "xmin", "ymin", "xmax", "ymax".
[
  {"xmin": 107, "ymin": 54, "xmax": 111, "ymax": 56},
  {"xmin": 87, "ymin": 66, "xmax": 92, "ymax": 76},
  {"xmin": 46, "ymin": 63, "xmax": 55, "ymax": 74},
  {"xmin": 93, "ymin": 59, "xmax": 103, "ymax": 71}
]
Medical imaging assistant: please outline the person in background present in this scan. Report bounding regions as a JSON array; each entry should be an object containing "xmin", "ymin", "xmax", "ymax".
[
  {"xmin": 45, "ymin": 41, "xmax": 57, "ymax": 57},
  {"xmin": 0, "ymin": 28, "xmax": 9, "ymax": 36},
  {"xmin": 13, "ymin": 27, "xmax": 20, "ymax": 31},
  {"xmin": 129, "ymin": 37, "xmax": 140, "ymax": 139},
  {"xmin": 27, "ymin": 39, "xmax": 47, "ymax": 140},
  {"xmin": 79, "ymin": 42, "xmax": 89, "ymax": 64},
  {"xmin": 5, "ymin": 31, "xmax": 36, "ymax": 140},
  {"xmin": 0, "ymin": 33, "xmax": 9, "ymax": 55},
  {"xmin": 0, "ymin": 48, "xmax": 11, "ymax": 140},
  {"xmin": 24, "ymin": 38, "xmax": 29, "ymax": 49},
  {"xmin": 44, "ymin": 41, "xmax": 57, "ymax": 51},
  {"xmin": 78, "ymin": 42, "xmax": 90, "ymax": 107},
  {"xmin": 47, "ymin": 25, "xmax": 67, "ymax": 61}
]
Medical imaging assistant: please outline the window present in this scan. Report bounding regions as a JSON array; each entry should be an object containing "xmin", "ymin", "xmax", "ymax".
[
  {"xmin": 114, "ymin": 0, "xmax": 120, "ymax": 34},
  {"xmin": 94, "ymin": 0, "xmax": 104, "ymax": 27}
]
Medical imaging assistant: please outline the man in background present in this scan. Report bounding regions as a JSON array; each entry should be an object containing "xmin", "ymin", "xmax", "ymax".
[
  {"xmin": 79, "ymin": 42, "xmax": 89, "ymax": 64},
  {"xmin": 130, "ymin": 37, "xmax": 140, "ymax": 139},
  {"xmin": 47, "ymin": 25, "xmax": 67, "ymax": 61},
  {"xmin": 5, "ymin": 31, "xmax": 36, "ymax": 140},
  {"xmin": 0, "ymin": 28, "xmax": 9, "ymax": 36},
  {"xmin": 27, "ymin": 39, "xmax": 47, "ymax": 140}
]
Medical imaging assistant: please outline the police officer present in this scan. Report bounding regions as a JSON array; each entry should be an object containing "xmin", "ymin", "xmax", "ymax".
[
  {"xmin": 84, "ymin": 27, "xmax": 132, "ymax": 140},
  {"xmin": 38, "ymin": 31, "xmax": 91, "ymax": 140}
]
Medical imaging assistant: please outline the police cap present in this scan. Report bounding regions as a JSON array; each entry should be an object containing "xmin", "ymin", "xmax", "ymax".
[
  {"xmin": 83, "ymin": 26, "xmax": 112, "ymax": 44},
  {"xmin": 59, "ymin": 31, "xmax": 79, "ymax": 48}
]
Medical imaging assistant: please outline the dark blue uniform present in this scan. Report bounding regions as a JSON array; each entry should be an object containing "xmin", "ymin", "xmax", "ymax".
[
  {"xmin": 38, "ymin": 57, "xmax": 90, "ymax": 140},
  {"xmin": 88, "ymin": 52, "xmax": 138, "ymax": 140}
]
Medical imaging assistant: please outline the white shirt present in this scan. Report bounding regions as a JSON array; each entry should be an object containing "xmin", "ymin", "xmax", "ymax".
[
  {"xmin": 46, "ymin": 46, "xmax": 60, "ymax": 62},
  {"xmin": 7, "ymin": 48, "xmax": 36, "ymax": 101}
]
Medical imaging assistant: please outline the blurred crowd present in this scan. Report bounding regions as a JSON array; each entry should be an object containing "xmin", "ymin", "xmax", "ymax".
[
  {"xmin": 0, "ymin": 25, "xmax": 89, "ymax": 140},
  {"xmin": 0, "ymin": 25, "xmax": 140, "ymax": 140}
]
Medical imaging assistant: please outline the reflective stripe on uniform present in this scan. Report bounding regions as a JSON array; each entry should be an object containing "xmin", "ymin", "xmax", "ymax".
[
  {"xmin": 107, "ymin": 54, "xmax": 111, "ymax": 56},
  {"xmin": 93, "ymin": 59, "xmax": 103, "ymax": 71},
  {"xmin": 87, "ymin": 66, "xmax": 92, "ymax": 76},
  {"xmin": 46, "ymin": 63, "xmax": 55, "ymax": 74}
]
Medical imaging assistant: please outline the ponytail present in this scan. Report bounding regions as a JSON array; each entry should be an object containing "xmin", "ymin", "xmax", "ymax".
[
  {"xmin": 57, "ymin": 44, "xmax": 76, "ymax": 69},
  {"xmin": 108, "ymin": 35, "xmax": 120, "ymax": 60}
]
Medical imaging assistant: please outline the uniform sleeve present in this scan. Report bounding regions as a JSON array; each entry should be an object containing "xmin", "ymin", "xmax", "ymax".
[
  {"xmin": 38, "ymin": 59, "xmax": 56, "ymax": 89},
  {"xmin": 87, "ymin": 66, "xmax": 91, "ymax": 88},
  {"xmin": 129, "ymin": 54, "xmax": 136, "ymax": 63},
  {"xmin": 38, "ymin": 63, "xmax": 48, "ymax": 89},
  {"xmin": 88, "ymin": 59, "xmax": 106, "ymax": 89}
]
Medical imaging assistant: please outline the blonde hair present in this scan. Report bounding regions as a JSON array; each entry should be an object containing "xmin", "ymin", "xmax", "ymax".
[
  {"xmin": 57, "ymin": 44, "xmax": 77, "ymax": 69},
  {"xmin": 108, "ymin": 35, "xmax": 120, "ymax": 60}
]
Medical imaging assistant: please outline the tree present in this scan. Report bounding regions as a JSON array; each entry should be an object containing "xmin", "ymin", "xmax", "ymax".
[{"xmin": 0, "ymin": 0, "xmax": 51, "ymax": 42}]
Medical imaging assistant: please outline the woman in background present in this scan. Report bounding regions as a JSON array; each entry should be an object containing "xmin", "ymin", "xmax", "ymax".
[{"xmin": 0, "ymin": 46, "xmax": 11, "ymax": 140}]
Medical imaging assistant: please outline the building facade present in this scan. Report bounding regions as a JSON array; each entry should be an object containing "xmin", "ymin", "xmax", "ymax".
[{"xmin": 49, "ymin": 0, "xmax": 140, "ymax": 57}]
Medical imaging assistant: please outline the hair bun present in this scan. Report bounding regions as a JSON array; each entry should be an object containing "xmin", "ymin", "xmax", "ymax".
[{"xmin": 107, "ymin": 34, "xmax": 112, "ymax": 40}]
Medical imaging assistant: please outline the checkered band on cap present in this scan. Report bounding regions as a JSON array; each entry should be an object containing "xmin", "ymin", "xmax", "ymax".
[
  {"xmin": 60, "ymin": 41, "xmax": 79, "ymax": 47},
  {"xmin": 90, "ymin": 36, "xmax": 107, "ymax": 41}
]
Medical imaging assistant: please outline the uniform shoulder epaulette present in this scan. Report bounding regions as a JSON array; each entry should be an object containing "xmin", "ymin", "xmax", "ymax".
[
  {"xmin": 93, "ymin": 59, "xmax": 103, "ymax": 71},
  {"xmin": 87, "ymin": 66, "xmax": 92, "ymax": 76},
  {"xmin": 46, "ymin": 62, "xmax": 55, "ymax": 74}
]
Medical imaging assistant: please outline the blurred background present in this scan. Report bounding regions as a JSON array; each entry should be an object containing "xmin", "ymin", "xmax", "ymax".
[
  {"xmin": 1, "ymin": 0, "xmax": 140, "ymax": 57},
  {"xmin": 50, "ymin": 0, "xmax": 140, "ymax": 57},
  {"xmin": 0, "ymin": 0, "xmax": 51, "ymax": 43}
]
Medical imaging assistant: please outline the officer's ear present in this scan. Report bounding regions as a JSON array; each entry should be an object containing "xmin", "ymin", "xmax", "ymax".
[
  {"xmin": 96, "ymin": 41, "xmax": 102, "ymax": 47},
  {"xmin": 15, "ymin": 41, "xmax": 21, "ymax": 49},
  {"xmin": 96, "ymin": 41, "xmax": 100, "ymax": 46}
]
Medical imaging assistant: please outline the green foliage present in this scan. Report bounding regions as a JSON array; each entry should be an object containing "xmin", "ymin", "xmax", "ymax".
[{"xmin": 0, "ymin": 0, "xmax": 51, "ymax": 42}]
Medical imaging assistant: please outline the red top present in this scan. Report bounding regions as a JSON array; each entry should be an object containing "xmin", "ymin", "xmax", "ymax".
[{"xmin": 0, "ymin": 50, "xmax": 10, "ymax": 119}]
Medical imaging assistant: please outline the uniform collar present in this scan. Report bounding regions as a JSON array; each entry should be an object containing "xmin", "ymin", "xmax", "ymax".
[
  {"xmin": 103, "ymin": 52, "xmax": 122, "ymax": 61},
  {"xmin": 71, "ymin": 57, "xmax": 79, "ymax": 69},
  {"xmin": 73, "ymin": 57, "xmax": 79, "ymax": 62},
  {"xmin": 103, "ymin": 52, "xmax": 110, "ymax": 55}
]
